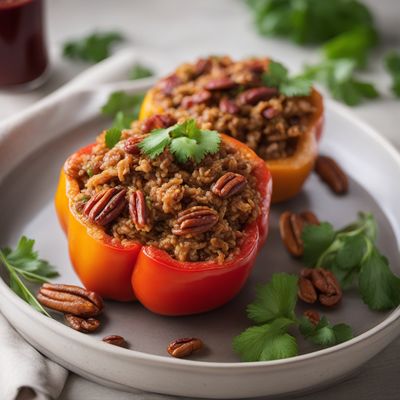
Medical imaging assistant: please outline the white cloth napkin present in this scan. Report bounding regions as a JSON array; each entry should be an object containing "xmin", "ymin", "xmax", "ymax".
[
  {"xmin": 0, "ymin": 48, "xmax": 156, "ymax": 400},
  {"xmin": 0, "ymin": 313, "xmax": 68, "ymax": 400}
]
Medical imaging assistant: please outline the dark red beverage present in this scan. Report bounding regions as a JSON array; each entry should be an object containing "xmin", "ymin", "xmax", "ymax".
[{"xmin": 0, "ymin": 0, "xmax": 48, "ymax": 87}]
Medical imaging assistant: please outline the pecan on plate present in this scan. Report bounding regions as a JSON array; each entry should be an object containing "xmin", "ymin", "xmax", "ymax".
[
  {"xmin": 172, "ymin": 206, "xmax": 219, "ymax": 236},
  {"xmin": 237, "ymin": 87, "xmax": 278, "ymax": 105},
  {"xmin": 37, "ymin": 283, "xmax": 104, "ymax": 317},
  {"xmin": 102, "ymin": 335, "xmax": 127, "ymax": 347},
  {"xmin": 315, "ymin": 155, "xmax": 349, "ymax": 195},
  {"xmin": 65, "ymin": 314, "xmax": 100, "ymax": 333},
  {"xmin": 303, "ymin": 310, "xmax": 320, "ymax": 326},
  {"xmin": 83, "ymin": 187, "xmax": 127, "ymax": 226},
  {"xmin": 167, "ymin": 337, "xmax": 203, "ymax": 358},
  {"xmin": 129, "ymin": 190, "xmax": 148, "ymax": 230},
  {"xmin": 212, "ymin": 172, "xmax": 247, "ymax": 198},
  {"xmin": 298, "ymin": 268, "xmax": 342, "ymax": 307},
  {"xmin": 279, "ymin": 211, "xmax": 320, "ymax": 257},
  {"xmin": 124, "ymin": 136, "xmax": 143, "ymax": 155},
  {"xmin": 204, "ymin": 76, "xmax": 237, "ymax": 91}
]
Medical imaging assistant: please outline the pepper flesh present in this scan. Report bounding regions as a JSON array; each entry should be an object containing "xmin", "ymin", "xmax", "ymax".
[
  {"xmin": 139, "ymin": 87, "xmax": 323, "ymax": 203},
  {"xmin": 55, "ymin": 135, "xmax": 272, "ymax": 315}
]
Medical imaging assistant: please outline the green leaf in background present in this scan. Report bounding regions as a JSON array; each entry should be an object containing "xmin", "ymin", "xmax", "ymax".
[
  {"xmin": 384, "ymin": 51, "xmax": 400, "ymax": 97},
  {"xmin": 0, "ymin": 237, "xmax": 59, "ymax": 316},
  {"xmin": 101, "ymin": 92, "xmax": 144, "ymax": 118},
  {"xmin": 105, "ymin": 128, "xmax": 122, "ymax": 149},
  {"xmin": 63, "ymin": 31, "xmax": 123, "ymax": 63},
  {"xmin": 129, "ymin": 64, "xmax": 154, "ymax": 80},
  {"xmin": 247, "ymin": 273, "xmax": 298, "ymax": 324}
]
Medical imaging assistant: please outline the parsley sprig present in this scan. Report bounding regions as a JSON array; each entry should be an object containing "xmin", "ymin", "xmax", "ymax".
[
  {"xmin": 0, "ymin": 237, "xmax": 59, "ymax": 316},
  {"xmin": 233, "ymin": 273, "xmax": 352, "ymax": 362},
  {"xmin": 384, "ymin": 51, "xmax": 400, "ymax": 97},
  {"xmin": 263, "ymin": 61, "xmax": 312, "ymax": 97},
  {"xmin": 139, "ymin": 119, "xmax": 221, "ymax": 163},
  {"xmin": 63, "ymin": 31, "xmax": 123, "ymax": 63},
  {"xmin": 302, "ymin": 212, "xmax": 400, "ymax": 310}
]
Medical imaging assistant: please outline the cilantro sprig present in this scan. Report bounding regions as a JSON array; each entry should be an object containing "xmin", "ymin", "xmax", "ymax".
[
  {"xmin": 233, "ymin": 273, "xmax": 352, "ymax": 362},
  {"xmin": 101, "ymin": 91, "xmax": 145, "ymax": 149},
  {"xmin": 63, "ymin": 31, "xmax": 123, "ymax": 63},
  {"xmin": 384, "ymin": 51, "xmax": 400, "ymax": 97},
  {"xmin": 139, "ymin": 119, "xmax": 221, "ymax": 164},
  {"xmin": 302, "ymin": 212, "xmax": 400, "ymax": 310},
  {"xmin": 0, "ymin": 237, "xmax": 59, "ymax": 316},
  {"xmin": 129, "ymin": 64, "xmax": 154, "ymax": 80},
  {"xmin": 262, "ymin": 61, "xmax": 312, "ymax": 97}
]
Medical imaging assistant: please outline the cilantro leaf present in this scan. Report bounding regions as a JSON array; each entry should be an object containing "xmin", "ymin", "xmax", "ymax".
[
  {"xmin": 299, "ymin": 316, "xmax": 353, "ymax": 347},
  {"xmin": 233, "ymin": 318, "xmax": 297, "ymax": 361},
  {"xmin": 384, "ymin": 51, "xmax": 400, "ymax": 97},
  {"xmin": 139, "ymin": 119, "xmax": 221, "ymax": 164},
  {"xmin": 359, "ymin": 249, "xmax": 400, "ymax": 310},
  {"xmin": 130, "ymin": 64, "xmax": 154, "ymax": 80},
  {"xmin": 262, "ymin": 60, "xmax": 312, "ymax": 96},
  {"xmin": 138, "ymin": 128, "xmax": 173, "ymax": 159},
  {"xmin": 247, "ymin": 273, "xmax": 298, "ymax": 324},
  {"xmin": 0, "ymin": 237, "xmax": 59, "ymax": 316},
  {"xmin": 111, "ymin": 111, "xmax": 135, "ymax": 130},
  {"xmin": 335, "ymin": 234, "xmax": 366, "ymax": 270},
  {"xmin": 101, "ymin": 92, "xmax": 144, "ymax": 118},
  {"xmin": 302, "ymin": 222, "xmax": 336, "ymax": 266},
  {"xmin": 105, "ymin": 128, "xmax": 122, "ymax": 150},
  {"xmin": 63, "ymin": 31, "xmax": 123, "ymax": 63}
]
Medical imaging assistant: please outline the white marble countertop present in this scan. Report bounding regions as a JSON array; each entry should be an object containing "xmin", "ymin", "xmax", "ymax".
[{"xmin": 2, "ymin": 1, "xmax": 400, "ymax": 399}]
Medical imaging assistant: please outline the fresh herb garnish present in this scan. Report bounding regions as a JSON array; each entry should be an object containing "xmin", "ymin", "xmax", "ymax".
[
  {"xmin": 101, "ymin": 91, "xmax": 145, "ymax": 133},
  {"xmin": 301, "ymin": 59, "xmax": 379, "ymax": 106},
  {"xmin": 299, "ymin": 316, "xmax": 353, "ymax": 347},
  {"xmin": 302, "ymin": 212, "xmax": 400, "ymax": 310},
  {"xmin": 130, "ymin": 64, "xmax": 154, "ymax": 80},
  {"xmin": 139, "ymin": 119, "xmax": 221, "ymax": 164},
  {"xmin": 233, "ymin": 273, "xmax": 352, "ymax": 361},
  {"xmin": 0, "ymin": 237, "xmax": 59, "ymax": 316},
  {"xmin": 63, "ymin": 31, "xmax": 123, "ymax": 63},
  {"xmin": 384, "ymin": 51, "xmax": 400, "ymax": 97},
  {"xmin": 105, "ymin": 128, "xmax": 122, "ymax": 150},
  {"xmin": 262, "ymin": 61, "xmax": 312, "ymax": 97}
]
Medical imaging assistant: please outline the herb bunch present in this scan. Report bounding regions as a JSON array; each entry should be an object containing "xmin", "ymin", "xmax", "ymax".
[
  {"xmin": 0, "ymin": 237, "xmax": 59, "ymax": 316},
  {"xmin": 233, "ymin": 273, "xmax": 352, "ymax": 361},
  {"xmin": 302, "ymin": 212, "xmax": 400, "ymax": 310}
]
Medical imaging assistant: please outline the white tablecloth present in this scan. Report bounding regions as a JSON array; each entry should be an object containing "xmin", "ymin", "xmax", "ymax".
[{"xmin": 1, "ymin": 1, "xmax": 400, "ymax": 399}]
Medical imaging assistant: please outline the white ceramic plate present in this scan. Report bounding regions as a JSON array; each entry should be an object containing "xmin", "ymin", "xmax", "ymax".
[{"xmin": 0, "ymin": 80, "xmax": 400, "ymax": 399}]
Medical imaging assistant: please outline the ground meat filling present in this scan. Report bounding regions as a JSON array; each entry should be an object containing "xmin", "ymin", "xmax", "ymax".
[
  {"xmin": 65, "ymin": 119, "xmax": 261, "ymax": 263},
  {"xmin": 151, "ymin": 56, "xmax": 316, "ymax": 160}
]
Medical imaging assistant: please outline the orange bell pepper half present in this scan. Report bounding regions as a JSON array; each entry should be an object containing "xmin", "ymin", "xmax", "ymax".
[
  {"xmin": 55, "ymin": 135, "xmax": 272, "ymax": 315},
  {"xmin": 140, "ymin": 88, "xmax": 324, "ymax": 203}
]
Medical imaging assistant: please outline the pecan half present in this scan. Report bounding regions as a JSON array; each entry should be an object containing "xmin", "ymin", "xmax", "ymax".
[
  {"xmin": 102, "ymin": 335, "xmax": 127, "ymax": 347},
  {"xmin": 279, "ymin": 211, "xmax": 320, "ymax": 257},
  {"xmin": 124, "ymin": 136, "xmax": 143, "ymax": 155},
  {"xmin": 129, "ymin": 190, "xmax": 148, "ymax": 230},
  {"xmin": 167, "ymin": 338, "xmax": 203, "ymax": 358},
  {"xmin": 212, "ymin": 172, "xmax": 247, "ymax": 198},
  {"xmin": 204, "ymin": 76, "xmax": 237, "ymax": 91},
  {"xmin": 65, "ymin": 314, "xmax": 100, "ymax": 333},
  {"xmin": 304, "ymin": 310, "xmax": 320, "ymax": 326},
  {"xmin": 83, "ymin": 187, "xmax": 127, "ymax": 226},
  {"xmin": 315, "ymin": 155, "xmax": 349, "ymax": 195},
  {"xmin": 194, "ymin": 58, "xmax": 212, "ymax": 77},
  {"xmin": 219, "ymin": 98, "xmax": 240, "ymax": 114},
  {"xmin": 37, "ymin": 283, "xmax": 103, "ymax": 317},
  {"xmin": 141, "ymin": 114, "xmax": 177, "ymax": 133},
  {"xmin": 158, "ymin": 74, "xmax": 181, "ymax": 95},
  {"xmin": 181, "ymin": 90, "xmax": 211, "ymax": 108},
  {"xmin": 172, "ymin": 206, "xmax": 218, "ymax": 236},
  {"xmin": 298, "ymin": 268, "xmax": 342, "ymax": 307},
  {"xmin": 237, "ymin": 87, "xmax": 278, "ymax": 105}
]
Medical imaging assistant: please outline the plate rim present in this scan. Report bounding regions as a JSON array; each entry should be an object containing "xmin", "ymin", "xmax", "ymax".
[{"xmin": 0, "ymin": 93, "xmax": 400, "ymax": 370}]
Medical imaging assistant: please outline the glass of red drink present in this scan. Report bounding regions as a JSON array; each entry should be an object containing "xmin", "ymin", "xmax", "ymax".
[{"xmin": 0, "ymin": 0, "xmax": 48, "ymax": 89}]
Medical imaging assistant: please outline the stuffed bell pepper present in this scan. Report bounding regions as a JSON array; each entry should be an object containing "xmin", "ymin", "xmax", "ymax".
[
  {"xmin": 140, "ymin": 56, "xmax": 324, "ymax": 202},
  {"xmin": 55, "ymin": 116, "xmax": 272, "ymax": 315}
]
